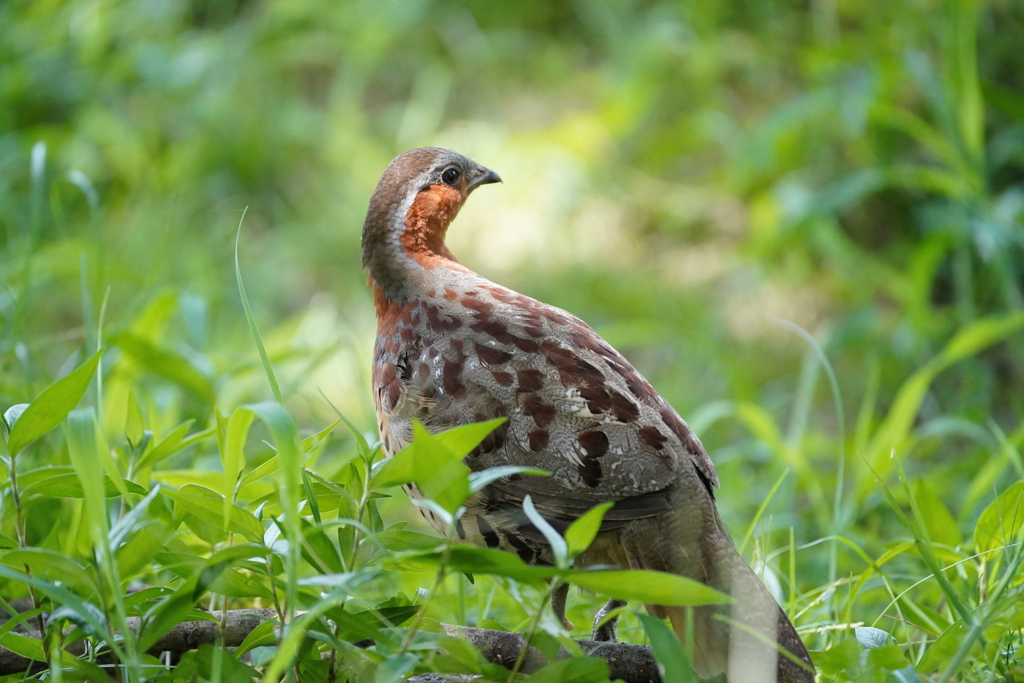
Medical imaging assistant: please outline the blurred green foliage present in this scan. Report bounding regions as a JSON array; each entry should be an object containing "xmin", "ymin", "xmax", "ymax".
[{"xmin": 2, "ymin": 0, "xmax": 1024, "ymax": 679}]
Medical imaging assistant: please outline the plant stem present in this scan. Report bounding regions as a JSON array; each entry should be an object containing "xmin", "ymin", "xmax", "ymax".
[
  {"xmin": 506, "ymin": 580, "xmax": 560, "ymax": 683},
  {"xmin": 398, "ymin": 548, "xmax": 449, "ymax": 656},
  {"xmin": 8, "ymin": 460, "xmax": 46, "ymax": 635}
]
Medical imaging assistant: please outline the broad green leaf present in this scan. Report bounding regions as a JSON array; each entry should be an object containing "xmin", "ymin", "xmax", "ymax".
[
  {"xmin": 162, "ymin": 484, "xmax": 265, "ymax": 543},
  {"xmin": 222, "ymin": 406, "xmax": 257, "ymax": 530},
  {"xmin": 974, "ymin": 481, "xmax": 1024, "ymax": 552},
  {"xmin": 8, "ymin": 465, "xmax": 74, "ymax": 488},
  {"xmin": 565, "ymin": 502, "xmax": 613, "ymax": 559},
  {"xmin": 22, "ymin": 473, "xmax": 147, "ymax": 498},
  {"xmin": 523, "ymin": 495, "xmax": 568, "ymax": 568},
  {"xmin": 240, "ymin": 455, "xmax": 279, "ymax": 487},
  {"xmin": 855, "ymin": 626, "xmax": 895, "ymax": 649},
  {"xmin": 0, "ymin": 609, "xmax": 46, "ymax": 641},
  {"xmin": 468, "ymin": 465, "xmax": 550, "ymax": 494},
  {"xmin": 435, "ymin": 635, "xmax": 486, "ymax": 674},
  {"xmin": 376, "ymin": 530, "xmax": 445, "ymax": 552},
  {"xmin": 136, "ymin": 421, "xmax": 213, "ymax": 471},
  {"xmin": 235, "ymin": 619, "xmax": 277, "ymax": 658},
  {"xmin": 0, "ymin": 564, "xmax": 113, "ymax": 644},
  {"xmin": 384, "ymin": 545, "xmax": 558, "ymax": 582},
  {"xmin": 637, "ymin": 612, "xmax": 695, "ymax": 683},
  {"xmin": 109, "ymin": 485, "xmax": 161, "ymax": 549},
  {"xmin": 298, "ymin": 517, "xmax": 344, "ymax": 574},
  {"xmin": 0, "ymin": 548, "xmax": 95, "ymax": 594},
  {"xmin": 0, "ymin": 632, "xmax": 76, "ymax": 665},
  {"xmin": 296, "ymin": 570, "xmax": 377, "ymax": 590},
  {"xmin": 866, "ymin": 644, "xmax": 910, "ymax": 670},
  {"xmin": 125, "ymin": 389, "xmax": 145, "ymax": 447},
  {"xmin": 373, "ymin": 421, "xmax": 506, "ymax": 514},
  {"xmin": 566, "ymin": 570, "xmax": 730, "ymax": 606},
  {"xmin": 172, "ymin": 643, "xmax": 262, "ymax": 681},
  {"xmin": 0, "ymin": 533, "xmax": 16, "ymax": 549},
  {"xmin": 65, "ymin": 408, "xmax": 111, "ymax": 545},
  {"xmin": 918, "ymin": 619, "xmax": 971, "ymax": 673},
  {"xmin": 7, "ymin": 350, "xmax": 102, "ymax": 456},
  {"xmin": 300, "ymin": 418, "xmax": 342, "ymax": 453},
  {"xmin": 815, "ymin": 638, "xmax": 861, "ymax": 676},
  {"xmin": 116, "ymin": 522, "xmax": 173, "ymax": 580},
  {"xmin": 3, "ymin": 404, "xmax": 28, "ymax": 435},
  {"xmin": 913, "ymin": 479, "xmax": 961, "ymax": 548}
]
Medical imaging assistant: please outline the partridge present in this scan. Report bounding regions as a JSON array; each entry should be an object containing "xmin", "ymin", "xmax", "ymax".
[{"xmin": 363, "ymin": 147, "xmax": 814, "ymax": 682}]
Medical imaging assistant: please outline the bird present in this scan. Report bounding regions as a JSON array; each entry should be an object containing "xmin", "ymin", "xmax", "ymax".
[{"xmin": 362, "ymin": 147, "xmax": 815, "ymax": 682}]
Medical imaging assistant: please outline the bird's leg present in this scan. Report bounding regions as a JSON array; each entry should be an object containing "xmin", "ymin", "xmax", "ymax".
[
  {"xmin": 591, "ymin": 598, "xmax": 628, "ymax": 642},
  {"xmin": 550, "ymin": 582, "xmax": 574, "ymax": 631}
]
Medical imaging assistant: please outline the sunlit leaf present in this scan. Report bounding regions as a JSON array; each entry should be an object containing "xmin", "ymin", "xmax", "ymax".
[
  {"xmin": 565, "ymin": 502, "xmax": 613, "ymax": 559},
  {"xmin": 566, "ymin": 570, "xmax": 730, "ymax": 606},
  {"xmin": 7, "ymin": 350, "xmax": 101, "ymax": 457}
]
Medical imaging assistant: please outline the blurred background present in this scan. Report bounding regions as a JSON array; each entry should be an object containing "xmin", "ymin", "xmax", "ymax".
[{"xmin": 2, "ymin": 0, "xmax": 1023, "ymax": 644}]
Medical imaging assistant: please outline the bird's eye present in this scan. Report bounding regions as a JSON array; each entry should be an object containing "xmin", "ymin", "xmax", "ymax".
[{"xmin": 441, "ymin": 168, "xmax": 461, "ymax": 185}]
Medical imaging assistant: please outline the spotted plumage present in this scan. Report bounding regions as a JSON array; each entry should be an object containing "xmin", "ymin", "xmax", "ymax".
[{"xmin": 362, "ymin": 147, "xmax": 814, "ymax": 682}]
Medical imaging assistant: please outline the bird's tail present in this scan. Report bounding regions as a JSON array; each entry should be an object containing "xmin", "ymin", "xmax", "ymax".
[{"xmin": 622, "ymin": 479, "xmax": 814, "ymax": 682}]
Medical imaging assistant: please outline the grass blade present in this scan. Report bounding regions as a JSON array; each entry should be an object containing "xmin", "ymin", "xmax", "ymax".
[{"xmin": 235, "ymin": 207, "xmax": 284, "ymax": 404}]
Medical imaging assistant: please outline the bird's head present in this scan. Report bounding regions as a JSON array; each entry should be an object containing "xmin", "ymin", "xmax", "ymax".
[{"xmin": 361, "ymin": 147, "xmax": 501, "ymax": 300}]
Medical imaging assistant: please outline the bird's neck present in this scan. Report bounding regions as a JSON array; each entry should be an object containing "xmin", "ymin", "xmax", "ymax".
[{"xmin": 365, "ymin": 186, "xmax": 473, "ymax": 312}]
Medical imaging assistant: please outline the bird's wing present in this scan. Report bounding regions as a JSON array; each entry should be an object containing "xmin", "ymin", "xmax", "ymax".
[{"xmin": 386, "ymin": 280, "xmax": 720, "ymax": 535}]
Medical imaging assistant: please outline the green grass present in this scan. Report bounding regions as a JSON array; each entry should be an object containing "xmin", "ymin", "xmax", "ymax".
[{"xmin": 1, "ymin": 0, "xmax": 1023, "ymax": 680}]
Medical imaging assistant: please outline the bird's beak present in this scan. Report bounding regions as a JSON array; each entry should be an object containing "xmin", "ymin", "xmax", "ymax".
[{"xmin": 466, "ymin": 165, "xmax": 502, "ymax": 192}]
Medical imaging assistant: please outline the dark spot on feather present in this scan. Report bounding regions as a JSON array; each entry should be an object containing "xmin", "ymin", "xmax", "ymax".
[
  {"xmin": 579, "ymin": 385, "xmax": 611, "ymax": 413},
  {"xmin": 470, "ymin": 319, "xmax": 539, "ymax": 352},
  {"xmin": 476, "ymin": 343, "xmax": 513, "ymax": 365},
  {"xmin": 444, "ymin": 288, "xmax": 459, "ymax": 301},
  {"xmin": 378, "ymin": 362, "xmax": 397, "ymax": 385},
  {"xmin": 507, "ymin": 534, "xmax": 537, "ymax": 564},
  {"xmin": 578, "ymin": 458, "xmax": 602, "ymax": 487},
  {"xmin": 541, "ymin": 308, "xmax": 566, "ymax": 324},
  {"xmin": 416, "ymin": 362, "xmax": 430, "ymax": 381},
  {"xmin": 542, "ymin": 340, "xmax": 603, "ymax": 386},
  {"xmin": 491, "ymin": 370, "xmax": 514, "ymax": 386},
  {"xmin": 610, "ymin": 391, "xmax": 640, "ymax": 422},
  {"xmin": 386, "ymin": 382, "xmax": 401, "ymax": 411},
  {"xmin": 425, "ymin": 305, "xmax": 461, "ymax": 333},
  {"xmin": 523, "ymin": 395, "xmax": 556, "ymax": 428},
  {"xmin": 477, "ymin": 516, "xmax": 500, "ymax": 548},
  {"xmin": 638, "ymin": 426, "xmax": 668, "ymax": 450},
  {"xmin": 516, "ymin": 368, "xmax": 545, "ymax": 393},
  {"xmin": 528, "ymin": 429, "xmax": 549, "ymax": 451},
  {"xmin": 483, "ymin": 286, "xmax": 516, "ymax": 304},
  {"xmin": 508, "ymin": 335, "xmax": 540, "ymax": 352},
  {"xmin": 443, "ymin": 359, "xmax": 467, "ymax": 399},
  {"xmin": 470, "ymin": 318, "xmax": 507, "ymax": 339},
  {"xmin": 460, "ymin": 297, "xmax": 493, "ymax": 315},
  {"xmin": 456, "ymin": 519, "xmax": 466, "ymax": 539},
  {"xmin": 384, "ymin": 435, "xmax": 391, "ymax": 452},
  {"xmin": 660, "ymin": 408, "xmax": 699, "ymax": 453},
  {"xmin": 578, "ymin": 430, "xmax": 609, "ymax": 458}
]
